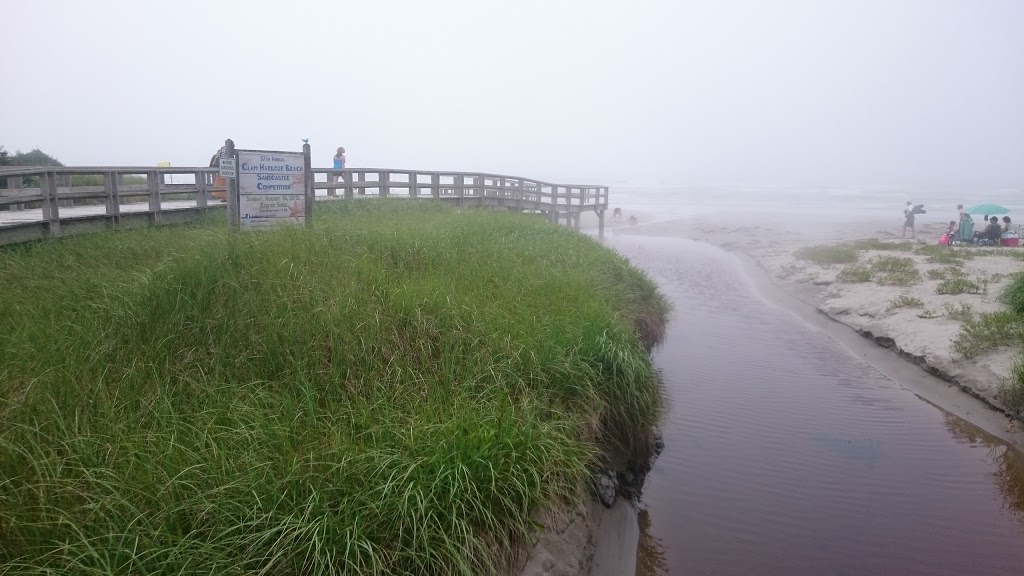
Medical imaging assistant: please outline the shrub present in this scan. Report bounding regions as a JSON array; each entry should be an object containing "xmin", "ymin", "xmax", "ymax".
[
  {"xmin": 888, "ymin": 295, "xmax": 924, "ymax": 310},
  {"xmin": 936, "ymin": 278, "xmax": 984, "ymax": 295},
  {"xmin": 837, "ymin": 264, "xmax": 872, "ymax": 283},
  {"xmin": 1001, "ymin": 354, "xmax": 1024, "ymax": 415},
  {"xmin": 943, "ymin": 302, "xmax": 975, "ymax": 322},
  {"xmin": 952, "ymin": 311, "xmax": 1024, "ymax": 358},
  {"xmin": 876, "ymin": 269, "xmax": 921, "ymax": 286},
  {"xmin": 1001, "ymin": 274, "xmax": 1024, "ymax": 316},
  {"xmin": 870, "ymin": 256, "xmax": 920, "ymax": 286},
  {"xmin": 850, "ymin": 238, "xmax": 913, "ymax": 252},
  {"xmin": 794, "ymin": 245, "xmax": 859, "ymax": 267},
  {"xmin": 926, "ymin": 267, "xmax": 966, "ymax": 280},
  {"xmin": 871, "ymin": 256, "xmax": 915, "ymax": 273}
]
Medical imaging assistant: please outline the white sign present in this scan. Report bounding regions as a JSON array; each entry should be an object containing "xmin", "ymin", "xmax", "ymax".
[
  {"xmin": 237, "ymin": 150, "xmax": 306, "ymax": 230},
  {"xmin": 218, "ymin": 157, "xmax": 236, "ymax": 178}
]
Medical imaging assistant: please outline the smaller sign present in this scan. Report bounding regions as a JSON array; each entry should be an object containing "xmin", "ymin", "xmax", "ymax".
[{"xmin": 219, "ymin": 157, "xmax": 237, "ymax": 178}]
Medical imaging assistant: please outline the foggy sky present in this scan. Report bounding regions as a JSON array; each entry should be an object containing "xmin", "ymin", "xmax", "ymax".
[{"xmin": 2, "ymin": 0, "xmax": 1022, "ymax": 189}]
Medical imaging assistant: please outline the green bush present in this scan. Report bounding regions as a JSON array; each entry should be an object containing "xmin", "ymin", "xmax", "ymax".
[
  {"xmin": 850, "ymin": 238, "xmax": 913, "ymax": 252},
  {"xmin": 794, "ymin": 245, "xmax": 859, "ymax": 267},
  {"xmin": 888, "ymin": 295, "xmax": 924, "ymax": 310},
  {"xmin": 927, "ymin": 266, "xmax": 966, "ymax": 280},
  {"xmin": 952, "ymin": 311, "xmax": 1024, "ymax": 358},
  {"xmin": 936, "ymin": 278, "xmax": 985, "ymax": 295},
  {"xmin": 943, "ymin": 302, "xmax": 975, "ymax": 322},
  {"xmin": 870, "ymin": 256, "xmax": 920, "ymax": 286},
  {"xmin": 1001, "ymin": 354, "xmax": 1024, "ymax": 415},
  {"xmin": 0, "ymin": 201, "xmax": 670, "ymax": 575},
  {"xmin": 1001, "ymin": 274, "xmax": 1024, "ymax": 316},
  {"xmin": 837, "ymin": 264, "xmax": 872, "ymax": 283}
]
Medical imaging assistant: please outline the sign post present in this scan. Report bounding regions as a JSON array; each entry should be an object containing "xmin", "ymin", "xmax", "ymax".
[{"xmin": 233, "ymin": 146, "xmax": 311, "ymax": 230}]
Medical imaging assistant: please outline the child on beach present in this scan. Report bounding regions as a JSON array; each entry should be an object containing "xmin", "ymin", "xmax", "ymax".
[{"xmin": 940, "ymin": 221, "xmax": 957, "ymax": 245}]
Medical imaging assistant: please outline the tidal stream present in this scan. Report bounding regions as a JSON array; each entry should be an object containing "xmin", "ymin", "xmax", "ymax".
[{"xmin": 612, "ymin": 235, "xmax": 1024, "ymax": 576}]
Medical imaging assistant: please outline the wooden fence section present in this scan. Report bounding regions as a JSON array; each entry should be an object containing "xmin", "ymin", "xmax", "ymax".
[{"xmin": 0, "ymin": 166, "xmax": 609, "ymax": 246}]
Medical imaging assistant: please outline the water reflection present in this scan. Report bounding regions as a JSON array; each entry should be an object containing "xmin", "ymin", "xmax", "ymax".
[
  {"xmin": 943, "ymin": 413, "xmax": 1024, "ymax": 518},
  {"xmin": 636, "ymin": 508, "xmax": 669, "ymax": 576}
]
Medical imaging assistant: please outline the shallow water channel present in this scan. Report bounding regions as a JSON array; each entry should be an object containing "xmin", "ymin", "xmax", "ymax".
[{"xmin": 612, "ymin": 235, "xmax": 1024, "ymax": 576}]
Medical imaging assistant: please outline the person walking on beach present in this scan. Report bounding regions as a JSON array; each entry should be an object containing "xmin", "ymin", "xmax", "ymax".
[
  {"xmin": 902, "ymin": 201, "xmax": 916, "ymax": 239},
  {"xmin": 330, "ymin": 147, "xmax": 346, "ymax": 185}
]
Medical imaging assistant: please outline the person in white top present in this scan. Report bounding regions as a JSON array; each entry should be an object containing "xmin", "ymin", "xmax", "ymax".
[{"xmin": 902, "ymin": 201, "xmax": 915, "ymax": 239}]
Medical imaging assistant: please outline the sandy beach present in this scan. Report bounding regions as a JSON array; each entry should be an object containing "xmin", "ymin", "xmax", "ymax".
[{"xmin": 605, "ymin": 208, "xmax": 1024, "ymax": 440}]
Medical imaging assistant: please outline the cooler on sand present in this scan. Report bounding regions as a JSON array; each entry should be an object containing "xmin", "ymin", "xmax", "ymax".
[{"xmin": 1001, "ymin": 234, "xmax": 1020, "ymax": 247}]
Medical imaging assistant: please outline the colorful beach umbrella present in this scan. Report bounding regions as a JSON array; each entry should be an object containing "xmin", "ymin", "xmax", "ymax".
[{"xmin": 965, "ymin": 204, "xmax": 1010, "ymax": 215}]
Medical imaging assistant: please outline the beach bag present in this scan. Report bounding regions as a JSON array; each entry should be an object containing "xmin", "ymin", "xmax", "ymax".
[{"xmin": 939, "ymin": 234, "xmax": 950, "ymax": 246}]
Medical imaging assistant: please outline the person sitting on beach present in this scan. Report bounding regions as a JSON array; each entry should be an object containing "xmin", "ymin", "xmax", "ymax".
[
  {"xmin": 1003, "ymin": 216, "xmax": 1013, "ymax": 232},
  {"xmin": 939, "ymin": 221, "xmax": 958, "ymax": 246},
  {"xmin": 975, "ymin": 217, "xmax": 1002, "ymax": 242}
]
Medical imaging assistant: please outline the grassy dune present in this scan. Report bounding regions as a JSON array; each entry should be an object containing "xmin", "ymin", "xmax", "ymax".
[{"xmin": 0, "ymin": 201, "xmax": 668, "ymax": 575}]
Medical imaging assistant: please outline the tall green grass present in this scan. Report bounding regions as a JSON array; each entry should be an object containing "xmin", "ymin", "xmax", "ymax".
[{"xmin": 0, "ymin": 201, "xmax": 669, "ymax": 575}]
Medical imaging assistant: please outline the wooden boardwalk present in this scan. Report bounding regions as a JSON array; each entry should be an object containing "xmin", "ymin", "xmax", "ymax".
[{"xmin": 0, "ymin": 166, "xmax": 609, "ymax": 246}]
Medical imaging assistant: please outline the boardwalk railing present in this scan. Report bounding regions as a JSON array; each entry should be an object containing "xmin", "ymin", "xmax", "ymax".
[{"xmin": 0, "ymin": 166, "xmax": 609, "ymax": 245}]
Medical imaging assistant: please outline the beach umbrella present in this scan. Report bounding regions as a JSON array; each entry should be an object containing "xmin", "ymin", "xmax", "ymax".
[{"xmin": 965, "ymin": 204, "xmax": 1010, "ymax": 215}]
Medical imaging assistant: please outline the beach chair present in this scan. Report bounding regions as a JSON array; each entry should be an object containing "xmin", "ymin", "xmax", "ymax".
[{"xmin": 949, "ymin": 219, "xmax": 974, "ymax": 246}]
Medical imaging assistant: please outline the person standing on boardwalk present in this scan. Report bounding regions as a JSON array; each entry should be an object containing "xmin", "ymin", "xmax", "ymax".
[
  {"xmin": 209, "ymin": 144, "xmax": 228, "ymax": 202},
  {"xmin": 902, "ymin": 201, "xmax": 916, "ymax": 239},
  {"xmin": 330, "ymin": 147, "xmax": 346, "ymax": 185}
]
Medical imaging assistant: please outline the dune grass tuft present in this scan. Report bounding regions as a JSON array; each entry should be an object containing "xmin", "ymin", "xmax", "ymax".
[
  {"xmin": 936, "ymin": 278, "xmax": 985, "ymax": 296},
  {"xmin": 927, "ymin": 266, "xmax": 967, "ymax": 281},
  {"xmin": 943, "ymin": 302, "xmax": 975, "ymax": 322},
  {"xmin": 888, "ymin": 295, "xmax": 924, "ymax": 310},
  {"xmin": 952, "ymin": 311, "xmax": 1024, "ymax": 358},
  {"xmin": 794, "ymin": 245, "xmax": 859, "ymax": 267},
  {"xmin": 850, "ymin": 238, "xmax": 913, "ymax": 252},
  {"xmin": 870, "ymin": 256, "xmax": 920, "ymax": 286},
  {"xmin": 0, "ymin": 200, "xmax": 669, "ymax": 575},
  {"xmin": 836, "ymin": 264, "xmax": 872, "ymax": 283},
  {"xmin": 1001, "ymin": 274, "xmax": 1024, "ymax": 316}
]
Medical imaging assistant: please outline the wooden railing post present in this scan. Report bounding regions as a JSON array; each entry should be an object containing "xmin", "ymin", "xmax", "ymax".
[
  {"xmin": 147, "ymin": 170, "xmax": 162, "ymax": 224},
  {"xmin": 8, "ymin": 174, "xmax": 24, "ymax": 210},
  {"xmin": 357, "ymin": 171, "xmax": 365, "ymax": 196},
  {"xmin": 456, "ymin": 174, "xmax": 465, "ymax": 200},
  {"xmin": 343, "ymin": 170, "xmax": 353, "ymax": 199},
  {"xmin": 551, "ymin": 185, "xmax": 559, "ymax": 224},
  {"xmin": 431, "ymin": 173, "xmax": 440, "ymax": 199},
  {"xmin": 40, "ymin": 171, "xmax": 61, "ymax": 237},
  {"xmin": 195, "ymin": 170, "xmax": 208, "ymax": 208},
  {"xmin": 410, "ymin": 173, "xmax": 418, "ymax": 198},
  {"xmin": 381, "ymin": 171, "xmax": 390, "ymax": 197},
  {"xmin": 104, "ymin": 171, "xmax": 121, "ymax": 224}
]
